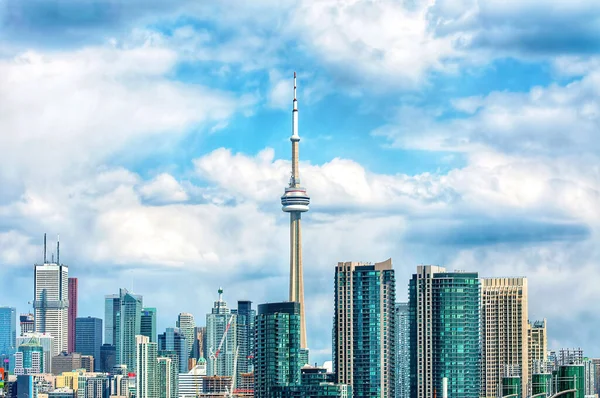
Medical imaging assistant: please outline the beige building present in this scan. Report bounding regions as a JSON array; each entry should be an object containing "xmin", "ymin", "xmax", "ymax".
[
  {"xmin": 528, "ymin": 319, "xmax": 548, "ymax": 375},
  {"xmin": 481, "ymin": 277, "xmax": 528, "ymax": 398}
]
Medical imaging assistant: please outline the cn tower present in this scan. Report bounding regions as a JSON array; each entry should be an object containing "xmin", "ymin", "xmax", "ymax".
[{"xmin": 281, "ymin": 72, "xmax": 310, "ymax": 349}]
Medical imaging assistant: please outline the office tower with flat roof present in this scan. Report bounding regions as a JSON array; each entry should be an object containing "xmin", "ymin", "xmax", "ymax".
[
  {"xmin": 157, "ymin": 356, "xmax": 172, "ymax": 398},
  {"xmin": 179, "ymin": 359, "xmax": 206, "ymax": 397},
  {"xmin": 141, "ymin": 308, "xmax": 157, "ymax": 344},
  {"xmin": 528, "ymin": 319, "xmax": 548, "ymax": 375},
  {"xmin": 20, "ymin": 313, "xmax": 34, "ymax": 335},
  {"xmin": 157, "ymin": 350, "xmax": 179, "ymax": 398},
  {"xmin": 18, "ymin": 332, "xmax": 54, "ymax": 373},
  {"xmin": 0, "ymin": 307, "xmax": 16, "ymax": 368},
  {"xmin": 481, "ymin": 277, "xmax": 528, "ymax": 398},
  {"xmin": 192, "ymin": 326, "xmax": 206, "ymax": 360},
  {"xmin": 14, "ymin": 339, "xmax": 44, "ymax": 375},
  {"xmin": 75, "ymin": 317, "xmax": 102, "ymax": 371},
  {"xmin": 136, "ymin": 335, "xmax": 157, "ymax": 398},
  {"xmin": 409, "ymin": 265, "xmax": 481, "ymax": 398},
  {"xmin": 395, "ymin": 303, "xmax": 409, "ymax": 398},
  {"xmin": 99, "ymin": 344, "xmax": 116, "ymax": 372},
  {"xmin": 51, "ymin": 352, "xmax": 83, "ymax": 374},
  {"xmin": 158, "ymin": 328, "xmax": 187, "ymax": 373},
  {"xmin": 176, "ymin": 313, "xmax": 195, "ymax": 362},
  {"xmin": 235, "ymin": 300, "xmax": 255, "ymax": 384},
  {"xmin": 334, "ymin": 259, "xmax": 396, "ymax": 398},
  {"xmin": 34, "ymin": 238, "xmax": 69, "ymax": 357},
  {"xmin": 112, "ymin": 289, "xmax": 142, "ymax": 372},
  {"xmin": 281, "ymin": 73, "xmax": 310, "ymax": 352},
  {"xmin": 68, "ymin": 278, "xmax": 77, "ymax": 353},
  {"xmin": 255, "ymin": 302, "xmax": 301, "ymax": 398},
  {"xmin": 206, "ymin": 288, "xmax": 236, "ymax": 377},
  {"xmin": 84, "ymin": 375, "xmax": 110, "ymax": 398}
]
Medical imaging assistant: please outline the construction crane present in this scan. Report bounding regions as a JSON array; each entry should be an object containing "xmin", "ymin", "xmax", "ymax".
[
  {"xmin": 209, "ymin": 314, "xmax": 235, "ymax": 376},
  {"xmin": 227, "ymin": 346, "xmax": 240, "ymax": 398}
]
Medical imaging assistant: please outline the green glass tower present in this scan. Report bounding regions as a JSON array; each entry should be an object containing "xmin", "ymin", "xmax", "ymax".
[
  {"xmin": 115, "ymin": 290, "xmax": 142, "ymax": 372},
  {"xmin": 409, "ymin": 266, "xmax": 481, "ymax": 398},
  {"xmin": 157, "ymin": 356, "xmax": 173, "ymax": 398},
  {"xmin": 141, "ymin": 308, "xmax": 157, "ymax": 344},
  {"xmin": 255, "ymin": 302, "xmax": 301, "ymax": 398}
]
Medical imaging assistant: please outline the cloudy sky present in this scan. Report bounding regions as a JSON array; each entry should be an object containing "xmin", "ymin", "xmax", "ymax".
[{"xmin": 1, "ymin": 0, "xmax": 600, "ymax": 363}]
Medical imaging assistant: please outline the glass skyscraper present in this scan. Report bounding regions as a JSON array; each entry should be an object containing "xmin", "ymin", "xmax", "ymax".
[
  {"xmin": 0, "ymin": 307, "xmax": 16, "ymax": 368},
  {"xmin": 255, "ymin": 302, "xmax": 301, "ymax": 398},
  {"xmin": 75, "ymin": 316, "xmax": 103, "ymax": 371},
  {"xmin": 333, "ymin": 259, "xmax": 396, "ymax": 398},
  {"xmin": 140, "ymin": 308, "xmax": 157, "ymax": 344},
  {"xmin": 395, "ymin": 303, "xmax": 410, "ymax": 398},
  {"xmin": 234, "ymin": 300, "xmax": 255, "ymax": 386},
  {"xmin": 158, "ymin": 328, "xmax": 188, "ymax": 373},
  {"xmin": 206, "ymin": 289, "xmax": 236, "ymax": 378},
  {"xmin": 176, "ymin": 313, "xmax": 195, "ymax": 364},
  {"xmin": 409, "ymin": 265, "xmax": 481, "ymax": 398},
  {"xmin": 111, "ymin": 289, "xmax": 142, "ymax": 372}
]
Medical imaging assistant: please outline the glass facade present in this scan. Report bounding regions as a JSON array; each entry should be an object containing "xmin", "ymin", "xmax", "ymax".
[
  {"xmin": 235, "ymin": 300, "xmax": 255, "ymax": 384},
  {"xmin": 395, "ymin": 303, "xmax": 409, "ymax": 398},
  {"xmin": 114, "ymin": 290, "xmax": 142, "ymax": 372},
  {"xmin": 158, "ymin": 328, "xmax": 188, "ymax": 373},
  {"xmin": 75, "ymin": 317, "xmax": 102, "ymax": 371},
  {"xmin": 409, "ymin": 267, "xmax": 481, "ymax": 398},
  {"xmin": 157, "ymin": 350, "xmax": 179, "ymax": 398},
  {"xmin": 0, "ymin": 307, "xmax": 16, "ymax": 368},
  {"xmin": 255, "ymin": 302, "xmax": 301, "ymax": 398},
  {"xmin": 140, "ymin": 308, "xmax": 157, "ymax": 344}
]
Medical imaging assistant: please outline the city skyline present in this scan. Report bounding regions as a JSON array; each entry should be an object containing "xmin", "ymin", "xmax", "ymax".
[{"xmin": 1, "ymin": 0, "xmax": 600, "ymax": 369}]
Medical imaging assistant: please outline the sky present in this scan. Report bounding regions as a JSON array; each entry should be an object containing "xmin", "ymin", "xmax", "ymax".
[{"xmin": 1, "ymin": 0, "xmax": 600, "ymax": 364}]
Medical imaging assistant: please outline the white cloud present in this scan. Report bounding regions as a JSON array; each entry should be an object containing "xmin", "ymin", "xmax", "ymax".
[{"xmin": 139, "ymin": 173, "xmax": 189, "ymax": 203}]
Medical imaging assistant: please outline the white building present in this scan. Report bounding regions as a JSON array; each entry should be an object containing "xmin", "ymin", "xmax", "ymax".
[
  {"xmin": 206, "ymin": 289, "xmax": 236, "ymax": 377},
  {"xmin": 176, "ymin": 313, "xmax": 195, "ymax": 361},
  {"xmin": 17, "ymin": 332, "xmax": 54, "ymax": 373},
  {"xmin": 136, "ymin": 335, "xmax": 157, "ymax": 398},
  {"xmin": 34, "ymin": 262, "xmax": 69, "ymax": 356},
  {"xmin": 178, "ymin": 361, "xmax": 207, "ymax": 397}
]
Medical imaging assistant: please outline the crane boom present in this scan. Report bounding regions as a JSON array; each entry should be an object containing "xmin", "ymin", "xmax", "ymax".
[{"xmin": 209, "ymin": 314, "xmax": 235, "ymax": 376}]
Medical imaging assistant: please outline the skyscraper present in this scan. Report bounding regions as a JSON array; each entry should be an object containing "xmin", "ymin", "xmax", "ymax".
[
  {"xmin": 157, "ymin": 356, "xmax": 173, "ymax": 398},
  {"xmin": 255, "ymin": 302, "xmax": 301, "ymax": 398},
  {"xmin": 158, "ymin": 328, "xmax": 188, "ymax": 373},
  {"xmin": 481, "ymin": 277, "xmax": 528, "ymax": 398},
  {"xmin": 113, "ymin": 289, "xmax": 142, "ymax": 372},
  {"xmin": 20, "ymin": 314, "xmax": 34, "ymax": 335},
  {"xmin": 206, "ymin": 288, "xmax": 236, "ymax": 377},
  {"xmin": 0, "ymin": 307, "xmax": 16, "ymax": 367},
  {"xmin": 136, "ymin": 335, "xmax": 157, "ymax": 398},
  {"xmin": 141, "ymin": 308, "xmax": 157, "ymax": 343},
  {"xmin": 75, "ymin": 317, "xmax": 103, "ymax": 371},
  {"xmin": 192, "ymin": 326, "xmax": 206, "ymax": 360},
  {"xmin": 409, "ymin": 266, "xmax": 481, "ymax": 398},
  {"xmin": 14, "ymin": 337, "xmax": 44, "ymax": 375},
  {"xmin": 99, "ymin": 344, "xmax": 116, "ymax": 373},
  {"xmin": 176, "ymin": 313, "xmax": 195, "ymax": 361},
  {"xmin": 280, "ymin": 72, "xmax": 310, "ymax": 350},
  {"xmin": 528, "ymin": 319, "xmax": 548, "ymax": 375},
  {"xmin": 34, "ymin": 236, "xmax": 69, "ymax": 357},
  {"xmin": 68, "ymin": 278, "xmax": 77, "ymax": 353},
  {"xmin": 157, "ymin": 350, "xmax": 179, "ymax": 398},
  {"xmin": 235, "ymin": 301, "xmax": 255, "ymax": 385},
  {"xmin": 17, "ymin": 333, "xmax": 54, "ymax": 373},
  {"xmin": 395, "ymin": 303, "xmax": 409, "ymax": 398},
  {"xmin": 333, "ymin": 259, "xmax": 396, "ymax": 398}
]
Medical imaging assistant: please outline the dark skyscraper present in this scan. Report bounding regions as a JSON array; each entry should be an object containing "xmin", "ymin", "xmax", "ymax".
[
  {"xmin": 158, "ymin": 328, "xmax": 188, "ymax": 373},
  {"xmin": 75, "ymin": 317, "xmax": 103, "ymax": 371},
  {"xmin": 140, "ymin": 308, "xmax": 157, "ymax": 343},
  {"xmin": 68, "ymin": 277, "xmax": 78, "ymax": 353},
  {"xmin": 100, "ymin": 344, "xmax": 116, "ymax": 373},
  {"xmin": 255, "ymin": 302, "xmax": 301, "ymax": 398},
  {"xmin": 236, "ymin": 300, "xmax": 255, "ymax": 385}
]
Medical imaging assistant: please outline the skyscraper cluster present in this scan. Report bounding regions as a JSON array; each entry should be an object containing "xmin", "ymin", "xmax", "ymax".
[{"xmin": 0, "ymin": 73, "xmax": 598, "ymax": 398}]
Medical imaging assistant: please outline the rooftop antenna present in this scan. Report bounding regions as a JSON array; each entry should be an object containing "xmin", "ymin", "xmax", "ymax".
[
  {"xmin": 56, "ymin": 234, "xmax": 60, "ymax": 265},
  {"xmin": 51, "ymin": 253, "xmax": 54, "ymax": 263},
  {"xmin": 43, "ymin": 233, "xmax": 47, "ymax": 264}
]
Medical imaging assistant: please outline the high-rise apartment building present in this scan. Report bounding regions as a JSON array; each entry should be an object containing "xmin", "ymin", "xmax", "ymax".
[
  {"xmin": 75, "ymin": 317, "xmax": 102, "ymax": 371},
  {"xmin": 106, "ymin": 288, "xmax": 142, "ymax": 372},
  {"xmin": 281, "ymin": 73, "xmax": 310, "ymax": 351},
  {"xmin": 235, "ymin": 301, "xmax": 255, "ymax": 385},
  {"xmin": 255, "ymin": 302, "xmax": 301, "ymax": 398},
  {"xmin": 157, "ymin": 356, "xmax": 173, "ymax": 398},
  {"xmin": 141, "ymin": 308, "xmax": 157, "ymax": 344},
  {"xmin": 136, "ymin": 335, "xmax": 157, "ymax": 398},
  {"xmin": 157, "ymin": 350, "xmax": 179, "ymax": 398},
  {"xmin": 481, "ymin": 277, "xmax": 528, "ymax": 398},
  {"xmin": 176, "ymin": 313, "xmax": 195, "ymax": 362},
  {"xmin": 17, "ymin": 332, "xmax": 54, "ymax": 373},
  {"xmin": 0, "ymin": 307, "xmax": 16, "ymax": 367},
  {"xmin": 528, "ymin": 319, "xmax": 548, "ymax": 376},
  {"xmin": 206, "ymin": 288, "xmax": 236, "ymax": 377},
  {"xmin": 409, "ymin": 265, "xmax": 481, "ymax": 398},
  {"xmin": 158, "ymin": 328, "xmax": 188, "ymax": 373},
  {"xmin": 34, "ymin": 257, "xmax": 69, "ymax": 356},
  {"xmin": 14, "ymin": 338, "xmax": 44, "ymax": 375},
  {"xmin": 395, "ymin": 303, "xmax": 409, "ymax": 398},
  {"xmin": 333, "ymin": 259, "xmax": 396, "ymax": 398},
  {"xmin": 68, "ymin": 278, "xmax": 77, "ymax": 353},
  {"xmin": 20, "ymin": 313, "xmax": 34, "ymax": 335}
]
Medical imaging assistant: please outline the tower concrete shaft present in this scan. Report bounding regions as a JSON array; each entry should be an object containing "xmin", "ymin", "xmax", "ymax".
[{"xmin": 281, "ymin": 72, "xmax": 310, "ymax": 349}]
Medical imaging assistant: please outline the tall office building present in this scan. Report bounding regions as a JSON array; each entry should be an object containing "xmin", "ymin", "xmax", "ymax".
[
  {"xmin": 176, "ymin": 313, "xmax": 195, "ymax": 361},
  {"xmin": 157, "ymin": 350, "xmax": 179, "ymax": 398},
  {"xmin": 68, "ymin": 278, "xmax": 77, "ymax": 353},
  {"xmin": 192, "ymin": 326, "xmax": 206, "ymax": 360},
  {"xmin": 141, "ymin": 308, "xmax": 157, "ymax": 344},
  {"xmin": 395, "ymin": 303, "xmax": 409, "ymax": 398},
  {"xmin": 136, "ymin": 335, "xmax": 157, "ymax": 398},
  {"xmin": 99, "ymin": 344, "xmax": 116, "ymax": 373},
  {"xmin": 528, "ymin": 319, "xmax": 548, "ymax": 375},
  {"xmin": 255, "ymin": 302, "xmax": 301, "ymax": 398},
  {"xmin": 34, "ymin": 237, "xmax": 69, "ymax": 357},
  {"xmin": 14, "ymin": 338, "xmax": 44, "ymax": 375},
  {"xmin": 17, "ymin": 332, "xmax": 54, "ymax": 373},
  {"xmin": 75, "ymin": 317, "xmax": 102, "ymax": 371},
  {"xmin": 481, "ymin": 277, "xmax": 528, "ymax": 398},
  {"xmin": 20, "ymin": 313, "xmax": 34, "ymax": 335},
  {"xmin": 333, "ymin": 259, "xmax": 396, "ymax": 398},
  {"xmin": 206, "ymin": 288, "xmax": 236, "ymax": 377},
  {"xmin": 0, "ymin": 307, "xmax": 16, "ymax": 367},
  {"xmin": 106, "ymin": 288, "xmax": 142, "ymax": 372},
  {"xmin": 157, "ymin": 356, "xmax": 173, "ymax": 398},
  {"xmin": 280, "ymin": 72, "xmax": 310, "ymax": 350},
  {"xmin": 236, "ymin": 301, "xmax": 255, "ymax": 383},
  {"xmin": 158, "ymin": 328, "xmax": 188, "ymax": 373},
  {"xmin": 409, "ymin": 265, "xmax": 481, "ymax": 398}
]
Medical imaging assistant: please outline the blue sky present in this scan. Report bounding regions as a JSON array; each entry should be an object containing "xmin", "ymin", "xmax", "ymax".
[{"xmin": 1, "ymin": 0, "xmax": 600, "ymax": 364}]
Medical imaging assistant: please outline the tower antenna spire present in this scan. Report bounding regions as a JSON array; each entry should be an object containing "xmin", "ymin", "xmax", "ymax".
[
  {"xmin": 56, "ymin": 234, "xmax": 60, "ymax": 265},
  {"xmin": 43, "ymin": 233, "xmax": 47, "ymax": 264}
]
